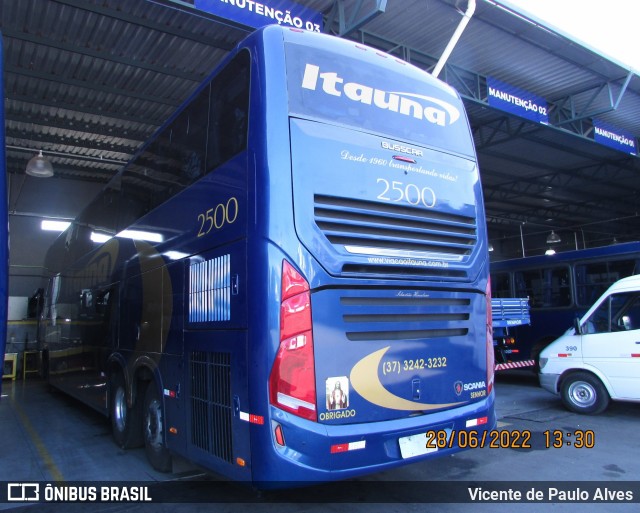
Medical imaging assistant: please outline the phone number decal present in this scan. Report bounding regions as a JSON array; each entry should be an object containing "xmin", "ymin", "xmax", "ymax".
[
  {"xmin": 382, "ymin": 357, "xmax": 447, "ymax": 375},
  {"xmin": 425, "ymin": 429, "xmax": 595, "ymax": 450}
]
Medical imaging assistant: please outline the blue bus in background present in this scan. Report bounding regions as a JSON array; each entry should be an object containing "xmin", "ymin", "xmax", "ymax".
[
  {"xmin": 491, "ymin": 242, "xmax": 640, "ymax": 367},
  {"xmin": 40, "ymin": 26, "xmax": 494, "ymax": 486}
]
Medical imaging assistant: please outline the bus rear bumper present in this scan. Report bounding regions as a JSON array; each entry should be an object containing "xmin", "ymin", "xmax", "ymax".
[{"xmin": 253, "ymin": 393, "xmax": 495, "ymax": 487}]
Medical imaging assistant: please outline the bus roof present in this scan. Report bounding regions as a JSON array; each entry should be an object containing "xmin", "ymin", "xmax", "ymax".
[{"xmin": 491, "ymin": 241, "xmax": 640, "ymax": 270}]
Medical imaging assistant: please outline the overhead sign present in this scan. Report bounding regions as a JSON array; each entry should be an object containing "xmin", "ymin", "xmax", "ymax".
[
  {"xmin": 487, "ymin": 76, "xmax": 548, "ymax": 125},
  {"xmin": 593, "ymin": 120, "xmax": 637, "ymax": 155},
  {"xmin": 194, "ymin": 0, "xmax": 323, "ymax": 32}
]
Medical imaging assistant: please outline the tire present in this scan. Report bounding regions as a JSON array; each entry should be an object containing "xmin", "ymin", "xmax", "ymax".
[
  {"xmin": 143, "ymin": 382, "xmax": 172, "ymax": 472},
  {"xmin": 560, "ymin": 372, "xmax": 610, "ymax": 415},
  {"xmin": 110, "ymin": 373, "xmax": 144, "ymax": 448}
]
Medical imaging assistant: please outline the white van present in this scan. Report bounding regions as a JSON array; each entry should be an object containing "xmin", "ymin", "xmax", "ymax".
[{"xmin": 539, "ymin": 274, "xmax": 640, "ymax": 414}]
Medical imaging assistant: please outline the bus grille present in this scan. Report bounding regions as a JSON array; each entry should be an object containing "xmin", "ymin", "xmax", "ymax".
[
  {"xmin": 340, "ymin": 295, "xmax": 471, "ymax": 341},
  {"xmin": 314, "ymin": 195, "xmax": 477, "ymax": 278},
  {"xmin": 190, "ymin": 351, "xmax": 233, "ymax": 463}
]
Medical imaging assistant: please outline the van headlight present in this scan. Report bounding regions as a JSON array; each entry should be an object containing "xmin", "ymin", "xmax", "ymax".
[{"xmin": 539, "ymin": 357, "xmax": 548, "ymax": 370}]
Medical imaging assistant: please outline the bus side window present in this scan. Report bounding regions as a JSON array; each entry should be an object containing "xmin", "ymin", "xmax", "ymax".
[{"xmin": 491, "ymin": 272, "xmax": 511, "ymax": 298}]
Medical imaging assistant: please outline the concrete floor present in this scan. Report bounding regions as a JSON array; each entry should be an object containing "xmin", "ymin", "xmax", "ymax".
[{"xmin": 1, "ymin": 372, "xmax": 639, "ymax": 512}]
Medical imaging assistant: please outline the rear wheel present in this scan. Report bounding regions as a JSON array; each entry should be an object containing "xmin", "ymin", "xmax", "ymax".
[
  {"xmin": 560, "ymin": 372, "xmax": 609, "ymax": 415},
  {"xmin": 143, "ymin": 383, "xmax": 172, "ymax": 472},
  {"xmin": 110, "ymin": 373, "xmax": 143, "ymax": 448}
]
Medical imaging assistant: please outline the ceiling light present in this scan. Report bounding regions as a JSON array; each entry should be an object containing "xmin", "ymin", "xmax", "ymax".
[
  {"xmin": 90, "ymin": 232, "xmax": 113, "ymax": 243},
  {"xmin": 546, "ymin": 230, "xmax": 561, "ymax": 244},
  {"xmin": 26, "ymin": 150, "xmax": 54, "ymax": 178},
  {"xmin": 41, "ymin": 220, "xmax": 70, "ymax": 232},
  {"xmin": 545, "ymin": 248, "xmax": 556, "ymax": 256},
  {"xmin": 116, "ymin": 229, "xmax": 163, "ymax": 243}
]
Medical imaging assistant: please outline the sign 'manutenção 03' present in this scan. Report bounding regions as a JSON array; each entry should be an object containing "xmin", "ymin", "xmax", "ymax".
[{"xmin": 195, "ymin": 0, "xmax": 323, "ymax": 32}]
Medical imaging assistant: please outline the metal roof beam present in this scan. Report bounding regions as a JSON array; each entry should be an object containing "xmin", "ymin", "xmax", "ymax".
[
  {"xmin": 326, "ymin": 0, "xmax": 387, "ymax": 36},
  {"xmin": 4, "ymin": 105, "xmax": 152, "ymax": 144},
  {"xmin": 4, "ymin": 62, "xmax": 184, "ymax": 109},
  {"xmin": 5, "ymin": 127, "xmax": 137, "ymax": 157},
  {"xmin": 4, "ymin": 90, "xmax": 172, "ymax": 127},
  {"xmin": 2, "ymin": 27, "xmax": 203, "ymax": 83},
  {"xmin": 56, "ymin": 0, "xmax": 240, "ymax": 50},
  {"xmin": 551, "ymin": 71, "xmax": 635, "ymax": 127}
]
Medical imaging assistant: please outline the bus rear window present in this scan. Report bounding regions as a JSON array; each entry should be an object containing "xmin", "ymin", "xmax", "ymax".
[{"xmin": 285, "ymin": 42, "xmax": 474, "ymax": 157}]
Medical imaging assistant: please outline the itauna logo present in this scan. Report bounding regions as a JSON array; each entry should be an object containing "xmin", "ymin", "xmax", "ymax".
[{"xmin": 301, "ymin": 63, "xmax": 461, "ymax": 127}]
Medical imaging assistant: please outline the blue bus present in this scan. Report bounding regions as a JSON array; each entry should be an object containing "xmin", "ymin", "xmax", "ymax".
[
  {"xmin": 491, "ymin": 242, "xmax": 640, "ymax": 367},
  {"xmin": 0, "ymin": 33, "xmax": 7, "ymax": 388},
  {"xmin": 40, "ymin": 26, "xmax": 494, "ymax": 486}
]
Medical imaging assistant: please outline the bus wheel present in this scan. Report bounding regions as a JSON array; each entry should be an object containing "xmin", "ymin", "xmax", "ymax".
[
  {"xmin": 110, "ymin": 373, "xmax": 143, "ymax": 448},
  {"xmin": 143, "ymin": 383, "xmax": 172, "ymax": 472},
  {"xmin": 560, "ymin": 372, "xmax": 609, "ymax": 415}
]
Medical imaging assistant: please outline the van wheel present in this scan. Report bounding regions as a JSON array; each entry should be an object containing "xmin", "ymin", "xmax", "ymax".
[
  {"xmin": 110, "ymin": 373, "xmax": 143, "ymax": 448},
  {"xmin": 560, "ymin": 372, "xmax": 609, "ymax": 415},
  {"xmin": 143, "ymin": 383, "xmax": 172, "ymax": 472}
]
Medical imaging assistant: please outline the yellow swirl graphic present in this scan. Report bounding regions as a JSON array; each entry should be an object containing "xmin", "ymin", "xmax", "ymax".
[{"xmin": 350, "ymin": 346, "xmax": 463, "ymax": 411}]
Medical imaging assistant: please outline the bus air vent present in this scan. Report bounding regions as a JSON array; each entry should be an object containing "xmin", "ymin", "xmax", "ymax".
[{"xmin": 190, "ymin": 351, "xmax": 233, "ymax": 463}]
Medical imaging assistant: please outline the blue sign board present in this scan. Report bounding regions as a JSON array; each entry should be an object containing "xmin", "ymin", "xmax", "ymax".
[
  {"xmin": 593, "ymin": 120, "xmax": 637, "ymax": 155},
  {"xmin": 195, "ymin": 0, "xmax": 323, "ymax": 32},
  {"xmin": 487, "ymin": 76, "xmax": 548, "ymax": 125}
]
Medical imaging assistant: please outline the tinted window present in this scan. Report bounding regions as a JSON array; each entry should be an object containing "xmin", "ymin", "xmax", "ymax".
[
  {"xmin": 514, "ymin": 267, "xmax": 570, "ymax": 308},
  {"xmin": 285, "ymin": 42, "xmax": 475, "ymax": 157},
  {"xmin": 575, "ymin": 259, "xmax": 639, "ymax": 307},
  {"xmin": 491, "ymin": 272, "xmax": 512, "ymax": 298},
  {"xmin": 118, "ymin": 50, "xmax": 250, "ymax": 223},
  {"xmin": 586, "ymin": 292, "xmax": 640, "ymax": 334}
]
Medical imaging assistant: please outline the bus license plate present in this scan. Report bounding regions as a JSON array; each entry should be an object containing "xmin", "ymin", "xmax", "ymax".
[{"xmin": 398, "ymin": 429, "xmax": 452, "ymax": 459}]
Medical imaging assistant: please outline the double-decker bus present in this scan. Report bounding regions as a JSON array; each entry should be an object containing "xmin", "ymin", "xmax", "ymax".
[
  {"xmin": 491, "ymin": 242, "xmax": 640, "ymax": 368},
  {"xmin": 0, "ymin": 33, "xmax": 7, "ymax": 388},
  {"xmin": 40, "ymin": 26, "xmax": 494, "ymax": 486}
]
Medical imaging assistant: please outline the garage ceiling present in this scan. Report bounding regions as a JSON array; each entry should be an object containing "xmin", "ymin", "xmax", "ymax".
[{"xmin": 2, "ymin": 0, "xmax": 640, "ymax": 294}]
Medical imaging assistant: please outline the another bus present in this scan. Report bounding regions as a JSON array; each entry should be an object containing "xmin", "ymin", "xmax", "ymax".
[
  {"xmin": 0, "ymin": 33, "xmax": 8, "ymax": 387},
  {"xmin": 40, "ymin": 26, "xmax": 494, "ymax": 486},
  {"xmin": 491, "ymin": 242, "xmax": 640, "ymax": 368}
]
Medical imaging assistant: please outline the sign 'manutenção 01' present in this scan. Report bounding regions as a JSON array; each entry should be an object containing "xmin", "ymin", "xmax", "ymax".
[
  {"xmin": 593, "ymin": 119, "xmax": 637, "ymax": 156},
  {"xmin": 195, "ymin": 0, "xmax": 323, "ymax": 32}
]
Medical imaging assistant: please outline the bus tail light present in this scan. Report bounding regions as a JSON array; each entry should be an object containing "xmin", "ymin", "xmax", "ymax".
[
  {"xmin": 269, "ymin": 261, "xmax": 317, "ymax": 421},
  {"xmin": 486, "ymin": 278, "xmax": 495, "ymax": 395}
]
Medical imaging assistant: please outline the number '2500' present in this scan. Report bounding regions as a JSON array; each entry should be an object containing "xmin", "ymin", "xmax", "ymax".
[{"xmin": 197, "ymin": 197, "xmax": 238, "ymax": 237}]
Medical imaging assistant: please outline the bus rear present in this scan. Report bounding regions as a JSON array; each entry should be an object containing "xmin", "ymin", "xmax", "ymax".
[{"xmin": 251, "ymin": 27, "xmax": 494, "ymax": 484}]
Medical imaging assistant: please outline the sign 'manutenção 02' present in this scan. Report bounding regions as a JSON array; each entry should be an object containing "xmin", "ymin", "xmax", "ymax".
[
  {"xmin": 195, "ymin": 0, "xmax": 323, "ymax": 32},
  {"xmin": 487, "ymin": 76, "xmax": 548, "ymax": 125}
]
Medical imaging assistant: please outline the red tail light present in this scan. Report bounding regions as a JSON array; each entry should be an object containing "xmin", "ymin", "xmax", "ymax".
[
  {"xmin": 486, "ymin": 278, "xmax": 495, "ymax": 394},
  {"xmin": 269, "ymin": 261, "xmax": 317, "ymax": 421}
]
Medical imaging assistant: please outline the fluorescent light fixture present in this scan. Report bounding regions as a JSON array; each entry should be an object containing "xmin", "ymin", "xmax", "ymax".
[
  {"xmin": 91, "ymin": 232, "xmax": 113, "ymax": 243},
  {"xmin": 164, "ymin": 251, "xmax": 189, "ymax": 261},
  {"xmin": 117, "ymin": 229, "xmax": 163, "ymax": 243},
  {"xmin": 41, "ymin": 220, "xmax": 71, "ymax": 232}
]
